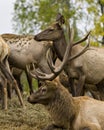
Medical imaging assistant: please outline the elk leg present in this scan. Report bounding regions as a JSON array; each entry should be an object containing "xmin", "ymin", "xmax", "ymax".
[
  {"xmin": 7, "ymin": 81, "xmax": 12, "ymax": 99},
  {"xmin": 13, "ymin": 79, "xmax": 24, "ymax": 107},
  {"xmin": 25, "ymin": 70, "xmax": 34, "ymax": 94},
  {"xmin": 68, "ymin": 77, "xmax": 76, "ymax": 96},
  {"xmin": 96, "ymin": 79, "xmax": 104, "ymax": 100},
  {"xmin": 14, "ymin": 74, "xmax": 23, "ymax": 93},
  {"xmin": 2, "ymin": 60, "xmax": 24, "ymax": 107},
  {"xmin": 75, "ymin": 66, "xmax": 85, "ymax": 96},
  {"xmin": 2, "ymin": 79, "xmax": 7, "ymax": 110}
]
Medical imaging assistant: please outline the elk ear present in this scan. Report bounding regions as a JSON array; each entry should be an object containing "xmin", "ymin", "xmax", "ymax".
[{"xmin": 56, "ymin": 13, "xmax": 65, "ymax": 25}]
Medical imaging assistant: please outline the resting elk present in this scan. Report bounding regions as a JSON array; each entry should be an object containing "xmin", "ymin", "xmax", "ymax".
[
  {"xmin": 34, "ymin": 13, "xmax": 104, "ymax": 98},
  {"xmin": 0, "ymin": 36, "xmax": 24, "ymax": 109},
  {"xmin": 28, "ymin": 78, "xmax": 104, "ymax": 130},
  {"xmin": 28, "ymin": 32, "xmax": 104, "ymax": 130},
  {"xmin": 1, "ymin": 34, "xmax": 55, "ymax": 94}
]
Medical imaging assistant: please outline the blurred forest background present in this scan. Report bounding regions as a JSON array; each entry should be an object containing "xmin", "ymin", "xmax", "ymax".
[
  {"xmin": 11, "ymin": 0, "xmax": 104, "ymax": 92},
  {"xmin": 12, "ymin": 0, "xmax": 104, "ymax": 46}
]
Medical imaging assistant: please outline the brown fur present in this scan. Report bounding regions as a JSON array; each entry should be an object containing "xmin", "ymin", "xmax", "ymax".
[{"xmin": 28, "ymin": 78, "xmax": 104, "ymax": 130}]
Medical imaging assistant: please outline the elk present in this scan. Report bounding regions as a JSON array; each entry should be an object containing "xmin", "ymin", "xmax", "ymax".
[
  {"xmin": 28, "ymin": 77, "xmax": 104, "ymax": 130},
  {"xmin": 27, "ymin": 30, "xmax": 98, "ymax": 130},
  {"xmin": 0, "ymin": 36, "xmax": 24, "ymax": 109},
  {"xmin": 1, "ymin": 34, "xmax": 55, "ymax": 94},
  {"xmin": 34, "ymin": 14, "xmax": 104, "ymax": 97}
]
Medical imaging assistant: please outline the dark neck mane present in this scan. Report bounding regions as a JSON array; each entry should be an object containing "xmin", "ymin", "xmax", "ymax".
[
  {"xmin": 45, "ymin": 82, "xmax": 75, "ymax": 128},
  {"xmin": 53, "ymin": 32, "xmax": 67, "ymax": 61}
]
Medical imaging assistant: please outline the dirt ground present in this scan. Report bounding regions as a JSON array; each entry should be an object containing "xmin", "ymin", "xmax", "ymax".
[{"xmin": 0, "ymin": 94, "xmax": 52, "ymax": 130}]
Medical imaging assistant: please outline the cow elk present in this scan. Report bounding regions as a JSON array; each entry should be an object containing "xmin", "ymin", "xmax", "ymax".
[
  {"xmin": 1, "ymin": 34, "xmax": 55, "ymax": 94},
  {"xmin": 0, "ymin": 36, "xmax": 24, "ymax": 109},
  {"xmin": 34, "ymin": 13, "xmax": 104, "ymax": 99}
]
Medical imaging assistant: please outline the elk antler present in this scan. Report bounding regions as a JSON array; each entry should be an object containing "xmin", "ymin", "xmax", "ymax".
[
  {"xmin": 27, "ymin": 29, "xmax": 90, "ymax": 81},
  {"xmin": 27, "ymin": 28, "xmax": 74, "ymax": 80},
  {"xmin": 46, "ymin": 31, "xmax": 90, "ymax": 74},
  {"xmin": 73, "ymin": 31, "xmax": 91, "ymax": 46}
]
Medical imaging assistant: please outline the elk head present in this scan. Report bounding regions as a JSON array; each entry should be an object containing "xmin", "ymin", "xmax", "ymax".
[
  {"xmin": 27, "ymin": 27, "xmax": 90, "ymax": 81},
  {"xmin": 34, "ymin": 13, "xmax": 90, "ymax": 46},
  {"xmin": 28, "ymin": 79, "xmax": 58, "ymax": 105}
]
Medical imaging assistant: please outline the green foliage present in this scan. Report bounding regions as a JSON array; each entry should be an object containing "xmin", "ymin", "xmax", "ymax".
[
  {"xmin": 78, "ymin": 0, "xmax": 104, "ymax": 45},
  {"xmin": 12, "ymin": 0, "xmax": 104, "ymax": 45},
  {"xmin": 13, "ymin": 0, "xmax": 38, "ymax": 34},
  {"xmin": 87, "ymin": 6, "xmax": 98, "ymax": 14},
  {"xmin": 21, "ymin": 72, "xmax": 38, "ymax": 93},
  {"xmin": 12, "ymin": 0, "xmax": 78, "ymax": 36},
  {"xmin": 100, "ymin": 0, "xmax": 104, "ymax": 5}
]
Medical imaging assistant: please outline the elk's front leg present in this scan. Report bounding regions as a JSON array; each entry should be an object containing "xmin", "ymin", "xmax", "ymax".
[
  {"xmin": 75, "ymin": 66, "xmax": 85, "ymax": 96},
  {"xmin": 68, "ymin": 77, "xmax": 76, "ymax": 96},
  {"xmin": 1, "ymin": 79, "xmax": 7, "ymax": 110},
  {"xmin": 25, "ymin": 70, "xmax": 34, "ymax": 94}
]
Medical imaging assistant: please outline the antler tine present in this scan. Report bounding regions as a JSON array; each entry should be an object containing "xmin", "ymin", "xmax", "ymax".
[
  {"xmin": 34, "ymin": 70, "xmax": 57, "ymax": 81},
  {"xmin": 46, "ymin": 48, "xmax": 56, "ymax": 73},
  {"xmin": 26, "ymin": 64, "xmax": 48, "ymax": 79},
  {"xmin": 30, "ymin": 69, "xmax": 51, "ymax": 80},
  {"xmin": 27, "ymin": 64, "xmax": 59, "ymax": 81},
  {"xmin": 26, "ymin": 62, "xmax": 58, "ymax": 81},
  {"xmin": 73, "ymin": 31, "xmax": 91, "ymax": 46},
  {"xmin": 68, "ymin": 35, "xmax": 90, "ymax": 61}
]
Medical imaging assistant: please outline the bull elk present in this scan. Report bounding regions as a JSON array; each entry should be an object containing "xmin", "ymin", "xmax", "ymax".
[
  {"xmin": 33, "ymin": 13, "xmax": 104, "ymax": 98},
  {"xmin": 27, "ymin": 29, "xmax": 103, "ymax": 129},
  {"xmin": 28, "ymin": 77, "xmax": 104, "ymax": 130},
  {"xmin": 27, "ymin": 29, "xmax": 97, "ymax": 130}
]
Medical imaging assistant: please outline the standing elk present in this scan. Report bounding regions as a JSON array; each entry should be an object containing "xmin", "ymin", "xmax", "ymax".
[
  {"xmin": 1, "ymin": 34, "xmax": 55, "ymax": 94},
  {"xmin": 34, "ymin": 13, "xmax": 104, "ymax": 98},
  {"xmin": 0, "ymin": 36, "xmax": 24, "ymax": 109},
  {"xmin": 28, "ymin": 32, "xmax": 103, "ymax": 130}
]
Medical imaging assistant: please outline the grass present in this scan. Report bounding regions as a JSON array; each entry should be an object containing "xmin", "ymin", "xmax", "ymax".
[
  {"xmin": 0, "ymin": 72, "xmax": 53, "ymax": 130},
  {"xmin": 0, "ymin": 95, "xmax": 52, "ymax": 130}
]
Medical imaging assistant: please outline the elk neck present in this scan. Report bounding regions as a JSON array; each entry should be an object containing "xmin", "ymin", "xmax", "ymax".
[
  {"xmin": 45, "ymin": 80, "xmax": 76, "ymax": 125},
  {"xmin": 53, "ymin": 33, "xmax": 67, "ymax": 61}
]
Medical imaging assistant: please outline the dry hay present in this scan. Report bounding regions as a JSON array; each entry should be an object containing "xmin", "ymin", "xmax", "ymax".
[{"xmin": 0, "ymin": 95, "xmax": 52, "ymax": 130}]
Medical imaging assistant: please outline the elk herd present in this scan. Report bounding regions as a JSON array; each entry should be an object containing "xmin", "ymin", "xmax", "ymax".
[{"xmin": 0, "ymin": 13, "xmax": 104, "ymax": 130}]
